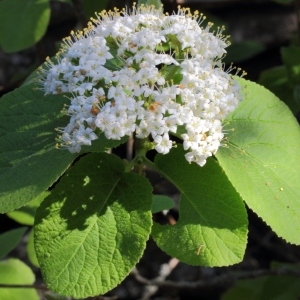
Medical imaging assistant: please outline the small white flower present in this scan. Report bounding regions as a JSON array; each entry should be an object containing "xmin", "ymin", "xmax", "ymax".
[
  {"xmin": 136, "ymin": 120, "xmax": 150, "ymax": 138},
  {"xmin": 154, "ymin": 133, "xmax": 173, "ymax": 154}
]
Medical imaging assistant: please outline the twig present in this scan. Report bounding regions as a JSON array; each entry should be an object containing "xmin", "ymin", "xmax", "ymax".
[
  {"xmin": 126, "ymin": 133, "xmax": 134, "ymax": 161},
  {"xmin": 132, "ymin": 267, "xmax": 300, "ymax": 292},
  {"xmin": 131, "ymin": 258, "xmax": 179, "ymax": 300}
]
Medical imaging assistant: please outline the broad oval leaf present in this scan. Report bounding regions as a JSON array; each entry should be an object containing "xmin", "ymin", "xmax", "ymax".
[
  {"xmin": 152, "ymin": 146, "xmax": 248, "ymax": 267},
  {"xmin": 0, "ymin": 0, "xmax": 50, "ymax": 52},
  {"xmin": 258, "ymin": 66, "xmax": 300, "ymax": 114},
  {"xmin": 0, "ymin": 227, "xmax": 27, "ymax": 260},
  {"xmin": 216, "ymin": 78, "xmax": 300, "ymax": 244},
  {"xmin": 0, "ymin": 84, "xmax": 127, "ymax": 213},
  {"xmin": 34, "ymin": 152, "xmax": 153, "ymax": 298},
  {"xmin": 7, "ymin": 191, "xmax": 49, "ymax": 226},
  {"xmin": 0, "ymin": 258, "xmax": 39, "ymax": 300}
]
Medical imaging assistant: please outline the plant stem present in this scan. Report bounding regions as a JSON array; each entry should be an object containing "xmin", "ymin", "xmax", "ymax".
[
  {"xmin": 133, "ymin": 138, "xmax": 148, "ymax": 175},
  {"xmin": 124, "ymin": 137, "xmax": 150, "ymax": 174}
]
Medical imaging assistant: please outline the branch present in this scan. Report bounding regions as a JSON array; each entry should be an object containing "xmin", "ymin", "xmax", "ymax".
[
  {"xmin": 131, "ymin": 258, "xmax": 179, "ymax": 300},
  {"xmin": 132, "ymin": 267, "xmax": 300, "ymax": 292}
]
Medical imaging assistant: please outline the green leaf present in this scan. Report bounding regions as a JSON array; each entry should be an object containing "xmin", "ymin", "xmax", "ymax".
[
  {"xmin": 0, "ymin": 84, "xmax": 127, "ymax": 213},
  {"xmin": 222, "ymin": 263, "xmax": 300, "ymax": 300},
  {"xmin": 0, "ymin": 85, "xmax": 75, "ymax": 213},
  {"xmin": 258, "ymin": 66, "xmax": 300, "ymax": 114},
  {"xmin": 258, "ymin": 45, "xmax": 300, "ymax": 115},
  {"xmin": 82, "ymin": 0, "xmax": 109, "ymax": 19},
  {"xmin": 221, "ymin": 274, "xmax": 300, "ymax": 300},
  {"xmin": 34, "ymin": 152, "xmax": 153, "ymax": 298},
  {"xmin": 151, "ymin": 195, "xmax": 174, "ymax": 213},
  {"xmin": 0, "ymin": 0, "xmax": 50, "ymax": 53},
  {"xmin": 0, "ymin": 258, "xmax": 39, "ymax": 300},
  {"xmin": 281, "ymin": 45, "xmax": 300, "ymax": 86},
  {"xmin": 216, "ymin": 78, "xmax": 300, "ymax": 244},
  {"xmin": 27, "ymin": 229, "xmax": 39, "ymax": 267},
  {"xmin": 0, "ymin": 227, "xmax": 27, "ymax": 259},
  {"xmin": 224, "ymin": 40, "xmax": 265, "ymax": 64},
  {"xmin": 104, "ymin": 52, "xmax": 126, "ymax": 71},
  {"xmin": 7, "ymin": 191, "xmax": 49, "ymax": 226},
  {"xmin": 152, "ymin": 146, "xmax": 248, "ymax": 267},
  {"xmin": 161, "ymin": 65, "xmax": 182, "ymax": 84},
  {"xmin": 221, "ymin": 276, "xmax": 269, "ymax": 300}
]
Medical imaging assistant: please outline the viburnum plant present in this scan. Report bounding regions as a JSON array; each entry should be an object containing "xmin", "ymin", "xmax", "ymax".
[{"xmin": 1, "ymin": 0, "xmax": 300, "ymax": 298}]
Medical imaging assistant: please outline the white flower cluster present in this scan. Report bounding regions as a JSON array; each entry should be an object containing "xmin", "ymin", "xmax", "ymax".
[{"xmin": 39, "ymin": 5, "xmax": 244, "ymax": 166}]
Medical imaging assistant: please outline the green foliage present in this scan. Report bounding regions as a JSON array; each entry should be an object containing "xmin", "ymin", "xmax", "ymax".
[
  {"xmin": 0, "ymin": 228, "xmax": 27, "ymax": 259},
  {"xmin": 222, "ymin": 275, "xmax": 300, "ymax": 300},
  {"xmin": 82, "ymin": 0, "xmax": 110, "ymax": 19},
  {"xmin": 0, "ymin": 0, "xmax": 50, "ymax": 53},
  {"xmin": 151, "ymin": 195, "xmax": 174, "ymax": 213},
  {"xmin": 27, "ymin": 229, "xmax": 39, "ymax": 267},
  {"xmin": 224, "ymin": 40, "xmax": 265, "ymax": 64},
  {"xmin": 7, "ymin": 192, "xmax": 49, "ymax": 226},
  {"xmin": 221, "ymin": 263, "xmax": 300, "ymax": 300},
  {"xmin": 0, "ymin": 84, "xmax": 75, "ymax": 213},
  {"xmin": 258, "ymin": 45, "xmax": 300, "ymax": 114},
  {"xmin": 152, "ymin": 146, "xmax": 248, "ymax": 266},
  {"xmin": 34, "ymin": 152, "xmax": 153, "ymax": 298},
  {"xmin": 281, "ymin": 45, "xmax": 300, "ymax": 86},
  {"xmin": 0, "ymin": 84, "xmax": 127, "ymax": 213},
  {"xmin": 216, "ymin": 78, "xmax": 300, "ymax": 244},
  {"xmin": 0, "ymin": 258, "xmax": 39, "ymax": 300}
]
